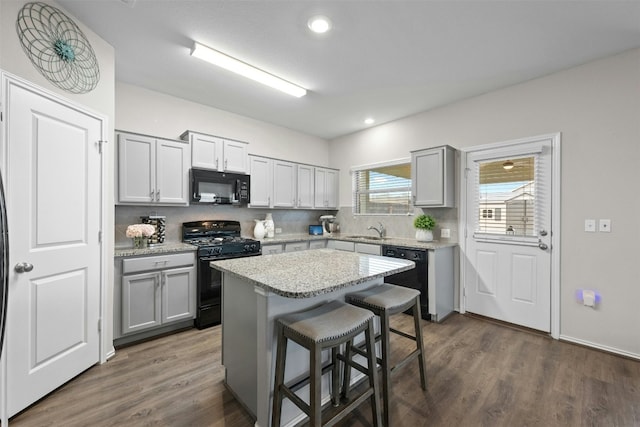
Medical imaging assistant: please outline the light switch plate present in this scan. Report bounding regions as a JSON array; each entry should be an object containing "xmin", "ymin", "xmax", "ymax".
[
  {"xmin": 599, "ymin": 219, "xmax": 611, "ymax": 232},
  {"xmin": 585, "ymin": 219, "xmax": 596, "ymax": 232}
]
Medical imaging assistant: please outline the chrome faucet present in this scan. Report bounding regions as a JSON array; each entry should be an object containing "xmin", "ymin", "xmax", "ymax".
[{"xmin": 367, "ymin": 222, "xmax": 385, "ymax": 238}]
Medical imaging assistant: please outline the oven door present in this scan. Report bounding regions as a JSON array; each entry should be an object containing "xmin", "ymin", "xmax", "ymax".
[{"xmin": 197, "ymin": 252, "xmax": 261, "ymax": 329}]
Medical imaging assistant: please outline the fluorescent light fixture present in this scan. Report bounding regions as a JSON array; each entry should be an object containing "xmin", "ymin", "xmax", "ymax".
[
  {"xmin": 364, "ymin": 117, "xmax": 375, "ymax": 125},
  {"xmin": 191, "ymin": 42, "xmax": 307, "ymax": 98},
  {"xmin": 308, "ymin": 16, "xmax": 332, "ymax": 34}
]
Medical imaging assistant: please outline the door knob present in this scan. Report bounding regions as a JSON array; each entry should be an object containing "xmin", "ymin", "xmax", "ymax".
[
  {"xmin": 539, "ymin": 230, "xmax": 548, "ymax": 236},
  {"xmin": 15, "ymin": 262, "xmax": 34, "ymax": 273},
  {"xmin": 538, "ymin": 243, "xmax": 548, "ymax": 250}
]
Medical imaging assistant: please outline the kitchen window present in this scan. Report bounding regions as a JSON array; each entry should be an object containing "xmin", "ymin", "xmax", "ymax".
[{"xmin": 352, "ymin": 159, "xmax": 412, "ymax": 215}]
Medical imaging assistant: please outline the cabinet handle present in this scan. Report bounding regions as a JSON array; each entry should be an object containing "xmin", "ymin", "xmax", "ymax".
[
  {"xmin": 225, "ymin": 159, "xmax": 228, "ymax": 169},
  {"xmin": 216, "ymin": 158, "xmax": 219, "ymax": 169},
  {"xmin": 150, "ymin": 190, "xmax": 155, "ymax": 201},
  {"xmin": 156, "ymin": 190, "xmax": 160, "ymax": 200}
]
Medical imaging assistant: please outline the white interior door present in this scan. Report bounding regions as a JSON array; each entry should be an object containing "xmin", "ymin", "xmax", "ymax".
[
  {"xmin": 4, "ymin": 80, "xmax": 102, "ymax": 417},
  {"xmin": 464, "ymin": 135, "xmax": 556, "ymax": 332}
]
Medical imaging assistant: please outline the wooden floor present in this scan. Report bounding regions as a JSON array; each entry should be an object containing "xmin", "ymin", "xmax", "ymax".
[{"xmin": 8, "ymin": 313, "xmax": 640, "ymax": 427}]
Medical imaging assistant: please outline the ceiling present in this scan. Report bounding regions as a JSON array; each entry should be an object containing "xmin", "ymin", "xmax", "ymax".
[{"xmin": 57, "ymin": 0, "xmax": 640, "ymax": 140}]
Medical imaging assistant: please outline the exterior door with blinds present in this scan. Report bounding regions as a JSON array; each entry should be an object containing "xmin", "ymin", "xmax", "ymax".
[{"xmin": 463, "ymin": 135, "xmax": 556, "ymax": 332}]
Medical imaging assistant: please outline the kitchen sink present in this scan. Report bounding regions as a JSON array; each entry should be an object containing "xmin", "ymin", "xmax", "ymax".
[{"xmin": 345, "ymin": 235, "xmax": 386, "ymax": 241}]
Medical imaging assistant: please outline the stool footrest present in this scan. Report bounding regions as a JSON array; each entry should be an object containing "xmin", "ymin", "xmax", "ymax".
[
  {"xmin": 286, "ymin": 360, "xmax": 336, "ymax": 394},
  {"xmin": 389, "ymin": 327, "xmax": 417, "ymax": 341}
]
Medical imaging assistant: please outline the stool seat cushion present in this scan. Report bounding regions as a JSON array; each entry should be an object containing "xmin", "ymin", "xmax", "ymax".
[
  {"xmin": 279, "ymin": 300, "xmax": 374, "ymax": 343},
  {"xmin": 346, "ymin": 283, "xmax": 420, "ymax": 311}
]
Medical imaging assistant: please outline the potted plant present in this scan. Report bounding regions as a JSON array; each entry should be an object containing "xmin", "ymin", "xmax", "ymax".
[{"xmin": 413, "ymin": 214, "xmax": 436, "ymax": 242}]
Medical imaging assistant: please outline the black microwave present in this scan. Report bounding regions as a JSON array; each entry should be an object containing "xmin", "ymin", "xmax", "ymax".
[{"xmin": 190, "ymin": 168, "xmax": 250, "ymax": 205}]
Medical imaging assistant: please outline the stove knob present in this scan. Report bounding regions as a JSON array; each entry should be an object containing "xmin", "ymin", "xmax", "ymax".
[
  {"xmin": 243, "ymin": 244, "xmax": 251, "ymax": 252},
  {"xmin": 251, "ymin": 243, "xmax": 258, "ymax": 251},
  {"xmin": 214, "ymin": 247, "xmax": 223, "ymax": 255}
]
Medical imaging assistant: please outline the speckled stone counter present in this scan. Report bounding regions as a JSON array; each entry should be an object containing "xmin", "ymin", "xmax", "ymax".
[
  {"xmin": 256, "ymin": 232, "xmax": 457, "ymax": 250},
  {"xmin": 114, "ymin": 242, "xmax": 196, "ymax": 258},
  {"xmin": 211, "ymin": 248, "xmax": 414, "ymax": 298},
  {"xmin": 217, "ymin": 248, "xmax": 415, "ymax": 426}
]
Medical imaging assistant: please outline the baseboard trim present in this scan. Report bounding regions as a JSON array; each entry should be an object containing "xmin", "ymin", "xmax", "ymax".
[{"xmin": 559, "ymin": 335, "xmax": 640, "ymax": 361}]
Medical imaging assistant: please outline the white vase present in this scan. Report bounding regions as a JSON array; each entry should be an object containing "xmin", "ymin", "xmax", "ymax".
[
  {"xmin": 254, "ymin": 220, "xmax": 266, "ymax": 239},
  {"xmin": 415, "ymin": 229, "xmax": 433, "ymax": 242},
  {"xmin": 264, "ymin": 213, "xmax": 275, "ymax": 238}
]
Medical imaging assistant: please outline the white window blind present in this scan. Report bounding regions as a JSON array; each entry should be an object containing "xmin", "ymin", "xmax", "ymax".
[
  {"xmin": 474, "ymin": 155, "xmax": 542, "ymax": 237},
  {"xmin": 352, "ymin": 161, "xmax": 412, "ymax": 215}
]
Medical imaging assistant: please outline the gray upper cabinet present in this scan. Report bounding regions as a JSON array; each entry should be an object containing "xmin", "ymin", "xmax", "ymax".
[
  {"xmin": 314, "ymin": 167, "xmax": 339, "ymax": 209},
  {"xmin": 272, "ymin": 160, "xmax": 296, "ymax": 208},
  {"xmin": 117, "ymin": 132, "xmax": 190, "ymax": 205},
  {"xmin": 411, "ymin": 145, "xmax": 456, "ymax": 208},
  {"xmin": 296, "ymin": 164, "xmax": 314, "ymax": 208},
  {"xmin": 181, "ymin": 131, "xmax": 248, "ymax": 173}
]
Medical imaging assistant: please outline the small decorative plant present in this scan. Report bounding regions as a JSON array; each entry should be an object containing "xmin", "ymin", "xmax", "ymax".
[
  {"xmin": 414, "ymin": 214, "xmax": 436, "ymax": 242},
  {"xmin": 413, "ymin": 214, "xmax": 436, "ymax": 230}
]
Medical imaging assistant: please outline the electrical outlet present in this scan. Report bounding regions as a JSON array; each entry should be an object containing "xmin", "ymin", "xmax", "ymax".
[
  {"xmin": 441, "ymin": 228, "xmax": 450, "ymax": 238},
  {"xmin": 599, "ymin": 219, "xmax": 611, "ymax": 232},
  {"xmin": 584, "ymin": 219, "xmax": 596, "ymax": 232},
  {"xmin": 275, "ymin": 227, "xmax": 282, "ymax": 234}
]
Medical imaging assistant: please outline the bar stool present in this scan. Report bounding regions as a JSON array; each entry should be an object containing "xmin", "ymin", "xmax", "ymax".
[
  {"xmin": 271, "ymin": 300, "xmax": 382, "ymax": 427},
  {"xmin": 344, "ymin": 284, "xmax": 427, "ymax": 426}
]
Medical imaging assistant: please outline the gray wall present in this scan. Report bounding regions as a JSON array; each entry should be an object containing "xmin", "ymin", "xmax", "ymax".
[{"xmin": 330, "ymin": 48, "xmax": 640, "ymax": 358}]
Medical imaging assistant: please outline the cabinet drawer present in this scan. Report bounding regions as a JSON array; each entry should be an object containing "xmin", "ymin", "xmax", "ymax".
[
  {"xmin": 309, "ymin": 240, "xmax": 327, "ymax": 249},
  {"xmin": 355, "ymin": 243, "xmax": 381, "ymax": 255},
  {"xmin": 123, "ymin": 252, "xmax": 194, "ymax": 274},
  {"xmin": 327, "ymin": 240, "xmax": 355, "ymax": 251},
  {"xmin": 285, "ymin": 241, "xmax": 309, "ymax": 252},
  {"xmin": 262, "ymin": 244, "xmax": 284, "ymax": 255}
]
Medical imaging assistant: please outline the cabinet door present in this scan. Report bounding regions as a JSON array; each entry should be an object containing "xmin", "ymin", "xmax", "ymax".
[
  {"xmin": 156, "ymin": 138, "xmax": 190, "ymax": 205},
  {"xmin": 121, "ymin": 272, "xmax": 161, "ymax": 335},
  {"xmin": 162, "ymin": 266, "xmax": 196, "ymax": 324},
  {"xmin": 296, "ymin": 164, "xmax": 314, "ymax": 208},
  {"xmin": 325, "ymin": 169, "xmax": 339, "ymax": 209},
  {"xmin": 249, "ymin": 155, "xmax": 272, "ymax": 207},
  {"xmin": 118, "ymin": 133, "xmax": 155, "ymax": 204},
  {"xmin": 355, "ymin": 243, "xmax": 381, "ymax": 255},
  {"xmin": 223, "ymin": 140, "xmax": 248, "ymax": 173},
  {"xmin": 412, "ymin": 148, "xmax": 444, "ymax": 206},
  {"xmin": 273, "ymin": 160, "xmax": 296, "ymax": 208},
  {"xmin": 191, "ymin": 133, "xmax": 223, "ymax": 170},
  {"xmin": 314, "ymin": 168, "xmax": 327, "ymax": 208}
]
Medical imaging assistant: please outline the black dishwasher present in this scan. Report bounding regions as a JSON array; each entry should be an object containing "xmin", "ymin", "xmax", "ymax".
[{"xmin": 382, "ymin": 245, "xmax": 430, "ymax": 320}]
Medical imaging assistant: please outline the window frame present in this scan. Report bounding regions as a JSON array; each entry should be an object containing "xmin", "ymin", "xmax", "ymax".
[{"xmin": 351, "ymin": 157, "xmax": 412, "ymax": 216}]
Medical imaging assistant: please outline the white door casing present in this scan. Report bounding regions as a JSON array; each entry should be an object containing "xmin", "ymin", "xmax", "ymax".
[
  {"xmin": 2, "ymin": 77, "xmax": 103, "ymax": 417},
  {"xmin": 462, "ymin": 134, "xmax": 560, "ymax": 334}
]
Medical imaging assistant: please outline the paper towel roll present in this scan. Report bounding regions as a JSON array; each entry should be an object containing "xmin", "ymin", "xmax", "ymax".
[{"xmin": 199, "ymin": 192, "xmax": 217, "ymax": 203}]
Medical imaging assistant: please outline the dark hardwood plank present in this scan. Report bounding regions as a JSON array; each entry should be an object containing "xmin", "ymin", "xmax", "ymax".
[{"xmin": 7, "ymin": 314, "xmax": 639, "ymax": 427}]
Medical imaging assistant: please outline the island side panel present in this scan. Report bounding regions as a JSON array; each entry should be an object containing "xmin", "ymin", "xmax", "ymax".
[{"xmin": 222, "ymin": 273, "xmax": 259, "ymax": 416}]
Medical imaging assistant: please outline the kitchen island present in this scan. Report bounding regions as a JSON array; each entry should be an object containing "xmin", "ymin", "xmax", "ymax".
[{"xmin": 211, "ymin": 249, "xmax": 414, "ymax": 427}]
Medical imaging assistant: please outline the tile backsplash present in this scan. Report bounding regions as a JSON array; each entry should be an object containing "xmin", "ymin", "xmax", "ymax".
[{"xmin": 115, "ymin": 205, "xmax": 458, "ymax": 248}]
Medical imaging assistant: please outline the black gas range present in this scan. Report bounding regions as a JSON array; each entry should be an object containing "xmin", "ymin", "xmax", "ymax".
[{"xmin": 183, "ymin": 220, "xmax": 261, "ymax": 329}]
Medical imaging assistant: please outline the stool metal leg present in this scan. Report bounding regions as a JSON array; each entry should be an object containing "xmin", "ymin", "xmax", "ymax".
[
  {"xmin": 365, "ymin": 319, "xmax": 383, "ymax": 427},
  {"xmin": 340, "ymin": 339, "xmax": 353, "ymax": 401},
  {"xmin": 310, "ymin": 345, "xmax": 322, "ymax": 426},
  {"xmin": 331, "ymin": 346, "xmax": 340, "ymax": 406},
  {"xmin": 271, "ymin": 322, "xmax": 288, "ymax": 427},
  {"xmin": 380, "ymin": 311, "xmax": 392, "ymax": 427},
  {"xmin": 413, "ymin": 296, "xmax": 427, "ymax": 390}
]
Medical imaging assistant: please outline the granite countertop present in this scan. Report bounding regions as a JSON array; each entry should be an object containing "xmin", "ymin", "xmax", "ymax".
[
  {"xmin": 257, "ymin": 233, "xmax": 457, "ymax": 250},
  {"xmin": 114, "ymin": 242, "xmax": 197, "ymax": 258},
  {"xmin": 210, "ymin": 248, "xmax": 414, "ymax": 298}
]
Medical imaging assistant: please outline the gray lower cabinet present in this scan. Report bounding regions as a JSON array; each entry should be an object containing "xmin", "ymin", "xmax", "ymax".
[
  {"xmin": 114, "ymin": 252, "xmax": 196, "ymax": 345},
  {"xmin": 262, "ymin": 244, "xmax": 284, "ymax": 255},
  {"xmin": 308, "ymin": 240, "xmax": 327, "ymax": 249}
]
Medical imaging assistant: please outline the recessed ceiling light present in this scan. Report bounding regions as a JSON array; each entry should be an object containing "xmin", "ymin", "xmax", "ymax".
[
  {"xmin": 364, "ymin": 118, "xmax": 375, "ymax": 125},
  {"xmin": 191, "ymin": 42, "xmax": 307, "ymax": 98},
  {"xmin": 307, "ymin": 16, "xmax": 332, "ymax": 34}
]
